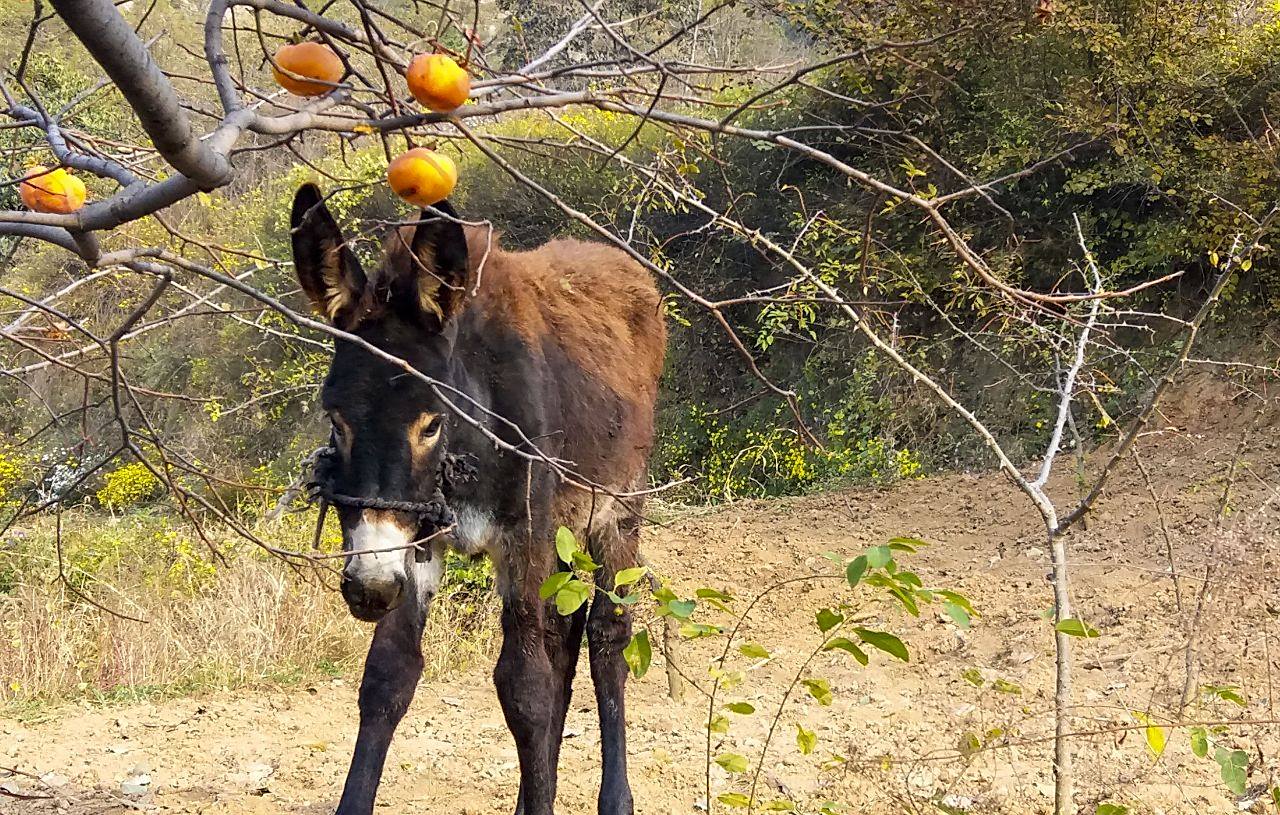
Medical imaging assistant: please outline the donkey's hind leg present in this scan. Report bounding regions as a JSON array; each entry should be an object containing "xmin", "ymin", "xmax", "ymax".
[
  {"xmin": 335, "ymin": 555, "xmax": 441, "ymax": 815},
  {"xmin": 587, "ymin": 515, "xmax": 639, "ymax": 815}
]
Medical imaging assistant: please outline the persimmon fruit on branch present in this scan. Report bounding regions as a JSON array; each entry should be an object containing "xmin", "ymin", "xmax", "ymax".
[
  {"xmin": 271, "ymin": 41, "xmax": 345, "ymax": 97},
  {"xmin": 19, "ymin": 166, "xmax": 87, "ymax": 214},
  {"xmin": 387, "ymin": 148, "xmax": 459, "ymax": 207},
  {"xmin": 406, "ymin": 54, "xmax": 471, "ymax": 113}
]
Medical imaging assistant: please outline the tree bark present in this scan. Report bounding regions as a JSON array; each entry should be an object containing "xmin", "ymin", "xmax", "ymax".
[{"xmin": 48, "ymin": 0, "xmax": 230, "ymax": 188}]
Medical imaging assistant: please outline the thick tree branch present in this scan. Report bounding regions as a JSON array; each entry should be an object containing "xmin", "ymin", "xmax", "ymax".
[{"xmin": 49, "ymin": 0, "xmax": 231, "ymax": 188}]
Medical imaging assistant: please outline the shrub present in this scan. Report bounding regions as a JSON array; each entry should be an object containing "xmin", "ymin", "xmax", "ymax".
[
  {"xmin": 96, "ymin": 461, "xmax": 161, "ymax": 510},
  {"xmin": 0, "ymin": 447, "xmax": 25, "ymax": 504}
]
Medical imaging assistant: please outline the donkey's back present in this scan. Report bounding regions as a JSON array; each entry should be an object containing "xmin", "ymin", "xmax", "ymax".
[{"xmin": 460, "ymin": 229, "xmax": 666, "ymax": 500}]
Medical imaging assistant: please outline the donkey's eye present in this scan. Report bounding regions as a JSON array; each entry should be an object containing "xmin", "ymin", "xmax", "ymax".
[{"xmin": 421, "ymin": 415, "xmax": 443, "ymax": 439}]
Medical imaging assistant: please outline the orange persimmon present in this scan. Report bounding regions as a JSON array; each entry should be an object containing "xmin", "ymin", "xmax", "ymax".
[
  {"xmin": 272, "ymin": 42, "xmax": 344, "ymax": 97},
  {"xmin": 406, "ymin": 54, "xmax": 470, "ymax": 113},
  {"xmin": 19, "ymin": 165, "xmax": 87, "ymax": 214},
  {"xmin": 387, "ymin": 148, "xmax": 457, "ymax": 207}
]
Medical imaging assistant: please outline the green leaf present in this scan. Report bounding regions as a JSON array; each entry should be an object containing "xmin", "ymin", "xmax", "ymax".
[
  {"xmin": 539, "ymin": 571, "xmax": 572, "ymax": 600},
  {"xmin": 816, "ymin": 608, "xmax": 844, "ymax": 633},
  {"xmin": 1096, "ymin": 805, "xmax": 1129, "ymax": 815},
  {"xmin": 1190, "ymin": 727, "xmax": 1208, "ymax": 758},
  {"xmin": 943, "ymin": 601, "xmax": 971, "ymax": 629},
  {"xmin": 991, "ymin": 678, "xmax": 1022, "ymax": 695},
  {"xmin": 679, "ymin": 621, "xmax": 721, "ymax": 639},
  {"xmin": 663, "ymin": 598, "xmax": 696, "ymax": 619},
  {"xmin": 823, "ymin": 637, "xmax": 868, "ymax": 665},
  {"xmin": 895, "ymin": 570, "xmax": 923, "ymax": 589},
  {"xmin": 725, "ymin": 701, "xmax": 755, "ymax": 715},
  {"xmin": 957, "ymin": 731, "xmax": 982, "ymax": 757},
  {"xmin": 739, "ymin": 642, "xmax": 770, "ymax": 660},
  {"xmin": 716, "ymin": 669, "xmax": 744, "ymax": 691},
  {"xmin": 845, "ymin": 555, "xmax": 868, "ymax": 588},
  {"xmin": 696, "ymin": 587, "xmax": 733, "ymax": 602},
  {"xmin": 961, "ymin": 667, "xmax": 984, "ymax": 687},
  {"xmin": 1202, "ymin": 684, "xmax": 1247, "ymax": 706},
  {"xmin": 801, "ymin": 678, "xmax": 833, "ymax": 706},
  {"xmin": 613, "ymin": 566, "xmax": 648, "ymax": 587},
  {"xmin": 696, "ymin": 586, "xmax": 734, "ymax": 612},
  {"xmin": 887, "ymin": 536, "xmax": 928, "ymax": 552},
  {"xmin": 865, "ymin": 545, "xmax": 892, "ymax": 569},
  {"xmin": 762, "ymin": 800, "xmax": 795, "ymax": 811},
  {"xmin": 716, "ymin": 793, "xmax": 750, "ymax": 808},
  {"xmin": 707, "ymin": 714, "xmax": 730, "ymax": 734},
  {"xmin": 622, "ymin": 630, "xmax": 651, "ymax": 678},
  {"xmin": 555, "ymin": 526, "xmax": 578, "ymax": 564},
  {"xmin": 572, "ymin": 550, "xmax": 600, "ymax": 573},
  {"xmin": 936, "ymin": 590, "xmax": 976, "ymax": 616},
  {"xmin": 885, "ymin": 584, "xmax": 919, "ymax": 616},
  {"xmin": 1214, "ymin": 747, "xmax": 1249, "ymax": 794},
  {"xmin": 715, "ymin": 753, "xmax": 749, "ymax": 774},
  {"xmin": 795, "ymin": 723, "xmax": 816, "ymax": 755},
  {"xmin": 854, "ymin": 628, "xmax": 909, "ymax": 662},
  {"xmin": 652, "ymin": 585, "xmax": 677, "ymax": 604},
  {"xmin": 555, "ymin": 578, "xmax": 592, "ymax": 615},
  {"xmin": 604, "ymin": 589, "xmax": 638, "ymax": 606},
  {"xmin": 1055, "ymin": 618, "xmax": 1100, "ymax": 638}
]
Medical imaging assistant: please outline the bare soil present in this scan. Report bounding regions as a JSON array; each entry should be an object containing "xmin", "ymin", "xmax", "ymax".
[{"xmin": 5, "ymin": 376, "xmax": 1280, "ymax": 814}]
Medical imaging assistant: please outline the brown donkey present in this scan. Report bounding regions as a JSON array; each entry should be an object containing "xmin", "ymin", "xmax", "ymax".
[{"xmin": 289, "ymin": 184, "xmax": 666, "ymax": 815}]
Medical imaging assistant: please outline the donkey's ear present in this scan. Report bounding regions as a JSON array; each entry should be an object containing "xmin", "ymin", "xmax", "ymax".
[
  {"xmin": 291, "ymin": 183, "xmax": 367, "ymax": 328},
  {"xmin": 409, "ymin": 200, "xmax": 469, "ymax": 327}
]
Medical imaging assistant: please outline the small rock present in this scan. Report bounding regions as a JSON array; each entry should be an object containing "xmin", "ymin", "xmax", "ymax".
[
  {"xmin": 121, "ymin": 774, "xmax": 151, "ymax": 796},
  {"xmin": 245, "ymin": 763, "xmax": 273, "ymax": 783},
  {"xmin": 907, "ymin": 769, "xmax": 935, "ymax": 796},
  {"xmin": 940, "ymin": 794, "xmax": 974, "ymax": 812}
]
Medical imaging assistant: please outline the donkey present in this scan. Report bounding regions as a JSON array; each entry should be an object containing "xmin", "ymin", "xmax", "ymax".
[{"xmin": 289, "ymin": 183, "xmax": 666, "ymax": 815}]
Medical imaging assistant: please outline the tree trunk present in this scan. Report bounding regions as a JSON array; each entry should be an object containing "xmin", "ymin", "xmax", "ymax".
[{"xmin": 1050, "ymin": 527, "xmax": 1074, "ymax": 815}]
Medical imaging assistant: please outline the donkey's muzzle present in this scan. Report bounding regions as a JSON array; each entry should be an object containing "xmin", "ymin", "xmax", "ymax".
[{"xmin": 341, "ymin": 572, "xmax": 405, "ymax": 621}]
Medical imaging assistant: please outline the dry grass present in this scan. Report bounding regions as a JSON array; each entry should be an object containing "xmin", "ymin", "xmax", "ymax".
[{"xmin": 0, "ymin": 510, "xmax": 499, "ymax": 709}]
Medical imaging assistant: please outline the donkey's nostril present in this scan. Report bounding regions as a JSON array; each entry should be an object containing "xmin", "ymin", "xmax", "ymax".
[{"xmin": 341, "ymin": 572, "xmax": 405, "ymax": 621}]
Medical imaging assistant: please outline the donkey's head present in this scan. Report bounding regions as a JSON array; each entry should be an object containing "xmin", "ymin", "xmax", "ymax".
[{"xmin": 291, "ymin": 183, "xmax": 470, "ymax": 621}]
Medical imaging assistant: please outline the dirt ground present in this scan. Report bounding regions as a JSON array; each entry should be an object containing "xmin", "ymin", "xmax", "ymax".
[{"xmin": 4, "ymin": 375, "xmax": 1280, "ymax": 814}]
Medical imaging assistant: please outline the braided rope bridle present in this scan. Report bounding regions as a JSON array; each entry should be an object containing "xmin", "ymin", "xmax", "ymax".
[{"xmin": 304, "ymin": 436, "xmax": 477, "ymax": 556}]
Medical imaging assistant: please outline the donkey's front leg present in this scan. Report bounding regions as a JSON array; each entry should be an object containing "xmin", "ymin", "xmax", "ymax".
[
  {"xmin": 335, "ymin": 559, "xmax": 438, "ymax": 815},
  {"xmin": 495, "ymin": 590, "xmax": 558, "ymax": 815}
]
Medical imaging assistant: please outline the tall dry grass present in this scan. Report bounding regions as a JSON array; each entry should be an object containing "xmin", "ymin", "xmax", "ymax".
[{"xmin": 0, "ymin": 510, "xmax": 498, "ymax": 708}]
